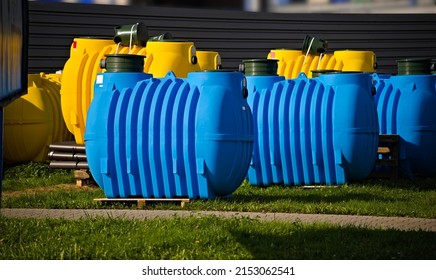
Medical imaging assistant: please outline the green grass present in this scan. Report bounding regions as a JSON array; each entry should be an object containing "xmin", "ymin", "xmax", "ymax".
[
  {"xmin": 2, "ymin": 162, "xmax": 436, "ymax": 261},
  {"xmin": 2, "ymin": 162, "xmax": 436, "ymax": 218},
  {"xmin": 1, "ymin": 216, "xmax": 435, "ymax": 260},
  {"xmin": 2, "ymin": 162, "xmax": 74, "ymax": 190}
]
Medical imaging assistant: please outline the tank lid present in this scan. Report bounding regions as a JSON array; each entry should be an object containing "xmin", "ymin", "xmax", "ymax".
[
  {"xmin": 397, "ymin": 58, "xmax": 431, "ymax": 75},
  {"xmin": 311, "ymin": 69, "xmax": 341, "ymax": 78},
  {"xmin": 240, "ymin": 59, "xmax": 278, "ymax": 76},
  {"xmin": 101, "ymin": 54, "xmax": 145, "ymax": 73},
  {"xmin": 302, "ymin": 35, "xmax": 328, "ymax": 55},
  {"xmin": 199, "ymin": 70, "xmax": 234, "ymax": 73},
  {"xmin": 148, "ymin": 32, "xmax": 174, "ymax": 41},
  {"xmin": 113, "ymin": 22, "xmax": 148, "ymax": 47}
]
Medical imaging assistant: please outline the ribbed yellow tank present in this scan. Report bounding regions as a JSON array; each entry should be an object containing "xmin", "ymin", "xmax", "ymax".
[
  {"xmin": 61, "ymin": 38, "xmax": 214, "ymax": 144},
  {"xmin": 267, "ymin": 49, "xmax": 301, "ymax": 77},
  {"xmin": 325, "ymin": 50, "xmax": 377, "ymax": 72},
  {"xmin": 197, "ymin": 50, "xmax": 222, "ymax": 70},
  {"xmin": 61, "ymin": 38, "xmax": 115, "ymax": 145},
  {"xmin": 267, "ymin": 49, "xmax": 333, "ymax": 78},
  {"xmin": 4, "ymin": 73, "xmax": 72, "ymax": 164},
  {"xmin": 144, "ymin": 41, "xmax": 201, "ymax": 77},
  {"xmin": 268, "ymin": 49, "xmax": 375, "ymax": 78},
  {"xmin": 61, "ymin": 38, "xmax": 147, "ymax": 144}
]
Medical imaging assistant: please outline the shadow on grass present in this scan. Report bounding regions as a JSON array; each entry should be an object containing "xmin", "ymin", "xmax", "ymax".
[
  {"xmin": 230, "ymin": 191, "xmax": 395, "ymax": 204},
  {"xmin": 358, "ymin": 176, "xmax": 436, "ymax": 191},
  {"xmin": 226, "ymin": 175, "xmax": 436, "ymax": 206},
  {"xmin": 229, "ymin": 225, "xmax": 436, "ymax": 259}
]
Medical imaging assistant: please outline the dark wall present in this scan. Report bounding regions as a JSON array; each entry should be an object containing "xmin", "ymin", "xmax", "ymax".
[
  {"xmin": 130, "ymin": 0, "xmax": 244, "ymax": 10},
  {"xmin": 28, "ymin": 1, "xmax": 436, "ymax": 74}
]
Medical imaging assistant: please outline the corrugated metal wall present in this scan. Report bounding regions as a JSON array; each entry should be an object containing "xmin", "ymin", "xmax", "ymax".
[{"xmin": 28, "ymin": 1, "xmax": 436, "ymax": 74}]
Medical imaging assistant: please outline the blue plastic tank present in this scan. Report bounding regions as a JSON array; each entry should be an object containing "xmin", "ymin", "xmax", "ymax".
[
  {"xmin": 374, "ymin": 73, "xmax": 436, "ymax": 175},
  {"xmin": 243, "ymin": 59, "xmax": 286, "ymax": 185},
  {"xmin": 85, "ymin": 68, "xmax": 254, "ymax": 198},
  {"xmin": 85, "ymin": 71, "xmax": 152, "ymax": 196},
  {"xmin": 247, "ymin": 71, "xmax": 379, "ymax": 186}
]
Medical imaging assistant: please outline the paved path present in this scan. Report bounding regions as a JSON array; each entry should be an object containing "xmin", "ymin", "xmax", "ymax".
[{"xmin": 2, "ymin": 208, "xmax": 436, "ymax": 232}]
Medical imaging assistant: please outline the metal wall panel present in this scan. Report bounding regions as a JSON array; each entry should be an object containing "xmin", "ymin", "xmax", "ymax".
[{"xmin": 28, "ymin": 1, "xmax": 436, "ymax": 74}]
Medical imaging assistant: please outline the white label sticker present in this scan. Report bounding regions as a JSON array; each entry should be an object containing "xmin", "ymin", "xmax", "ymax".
[{"xmin": 96, "ymin": 74, "xmax": 104, "ymax": 85}]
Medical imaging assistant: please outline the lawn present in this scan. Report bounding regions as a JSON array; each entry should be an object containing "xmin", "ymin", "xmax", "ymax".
[
  {"xmin": 1, "ymin": 216, "xmax": 435, "ymax": 260},
  {"xmin": 2, "ymin": 162, "xmax": 436, "ymax": 218},
  {"xmin": 2, "ymin": 162, "xmax": 436, "ymax": 260}
]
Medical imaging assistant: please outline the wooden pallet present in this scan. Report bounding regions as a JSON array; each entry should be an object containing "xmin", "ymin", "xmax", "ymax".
[
  {"xmin": 94, "ymin": 197, "xmax": 190, "ymax": 208},
  {"xmin": 74, "ymin": 169, "xmax": 95, "ymax": 187},
  {"xmin": 371, "ymin": 134, "xmax": 399, "ymax": 179}
]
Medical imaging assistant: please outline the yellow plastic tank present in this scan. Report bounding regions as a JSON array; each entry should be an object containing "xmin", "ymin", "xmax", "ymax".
[
  {"xmin": 267, "ymin": 49, "xmax": 301, "ymax": 77},
  {"xmin": 61, "ymin": 38, "xmax": 147, "ymax": 144},
  {"xmin": 197, "ymin": 50, "xmax": 222, "ymax": 70},
  {"xmin": 144, "ymin": 41, "xmax": 201, "ymax": 78},
  {"xmin": 61, "ymin": 38, "xmax": 115, "ymax": 145},
  {"xmin": 326, "ymin": 50, "xmax": 377, "ymax": 72},
  {"xmin": 267, "ymin": 49, "xmax": 333, "ymax": 78},
  {"xmin": 4, "ymin": 73, "xmax": 72, "ymax": 164},
  {"xmin": 268, "ymin": 49, "xmax": 376, "ymax": 78},
  {"xmin": 61, "ymin": 38, "xmax": 215, "ymax": 144}
]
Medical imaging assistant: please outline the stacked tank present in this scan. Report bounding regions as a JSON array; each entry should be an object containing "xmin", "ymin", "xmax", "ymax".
[{"xmin": 85, "ymin": 55, "xmax": 253, "ymax": 198}]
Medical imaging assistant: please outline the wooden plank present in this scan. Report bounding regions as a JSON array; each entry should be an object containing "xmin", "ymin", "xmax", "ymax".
[
  {"xmin": 74, "ymin": 169, "xmax": 93, "ymax": 187},
  {"xmin": 378, "ymin": 147, "xmax": 391, "ymax": 154},
  {"xmin": 74, "ymin": 169, "xmax": 90, "ymax": 180},
  {"xmin": 371, "ymin": 134, "xmax": 400, "ymax": 180}
]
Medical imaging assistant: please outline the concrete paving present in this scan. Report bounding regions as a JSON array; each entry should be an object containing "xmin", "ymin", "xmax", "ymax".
[{"xmin": 2, "ymin": 208, "xmax": 436, "ymax": 232}]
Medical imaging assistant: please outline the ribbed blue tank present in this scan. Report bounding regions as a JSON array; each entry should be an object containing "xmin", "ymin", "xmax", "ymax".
[
  {"xmin": 85, "ymin": 71, "xmax": 254, "ymax": 198},
  {"xmin": 374, "ymin": 74, "xmax": 436, "ymax": 175},
  {"xmin": 246, "ymin": 75, "xmax": 285, "ymax": 185},
  {"xmin": 247, "ymin": 73, "xmax": 379, "ymax": 186}
]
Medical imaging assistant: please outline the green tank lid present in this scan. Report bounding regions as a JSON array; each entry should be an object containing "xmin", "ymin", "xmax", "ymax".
[
  {"xmin": 114, "ymin": 22, "xmax": 148, "ymax": 47},
  {"xmin": 302, "ymin": 35, "xmax": 328, "ymax": 55},
  {"xmin": 397, "ymin": 58, "xmax": 431, "ymax": 75},
  {"xmin": 241, "ymin": 59, "xmax": 278, "ymax": 76},
  {"xmin": 311, "ymin": 69, "xmax": 341, "ymax": 78},
  {"xmin": 100, "ymin": 54, "xmax": 145, "ymax": 73},
  {"xmin": 148, "ymin": 32, "xmax": 173, "ymax": 41}
]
